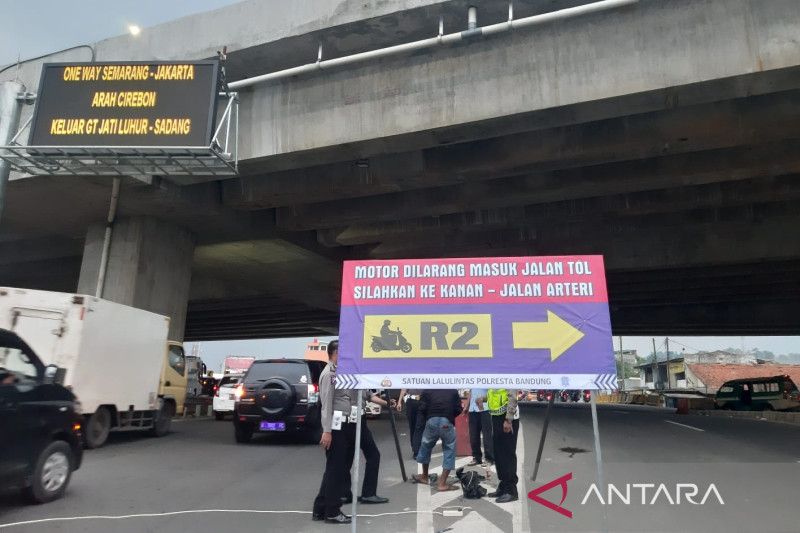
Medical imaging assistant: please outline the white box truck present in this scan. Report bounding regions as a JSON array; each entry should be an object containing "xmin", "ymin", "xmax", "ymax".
[{"xmin": 0, "ymin": 287, "xmax": 185, "ymax": 448}]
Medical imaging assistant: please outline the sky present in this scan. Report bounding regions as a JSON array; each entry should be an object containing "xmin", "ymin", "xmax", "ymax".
[
  {"xmin": 4, "ymin": 0, "xmax": 798, "ymax": 372},
  {"xmin": 0, "ymin": 0, "xmax": 243, "ymax": 67}
]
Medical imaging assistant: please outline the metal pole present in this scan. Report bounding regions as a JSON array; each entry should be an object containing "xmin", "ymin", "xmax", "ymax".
[
  {"xmin": 95, "ymin": 177, "xmax": 121, "ymax": 297},
  {"xmin": 351, "ymin": 389, "xmax": 364, "ymax": 533},
  {"xmin": 468, "ymin": 6, "xmax": 478, "ymax": 29},
  {"xmin": 665, "ymin": 337, "xmax": 671, "ymax": 389},
  {"xmin": 652, "ymin": 338, "xmax": 658, "ymax": 390},
  {"xmin": 590, "ymin": 391, "xmax": 608, "ymax": 533},
  {"xmin": 0, "ymin": 80, "xmax": 25, "ymax": 222},
  {"xmin": 531, "ymin": 393, "xmax": 555, "ymax": 481},
  {"xmin": 385, "ymin": 393, "xmax": 408, "ymax": 482},
  {"xmin": 228, "ymin": 0, "xmax": 638, "ymax": 90},
  {"xmin": 619, "ymin": 336, "xmax": 626, "ymax": 392}
]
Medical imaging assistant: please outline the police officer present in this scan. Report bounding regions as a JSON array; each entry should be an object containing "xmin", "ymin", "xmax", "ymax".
[
  {"xmin": 312, "ymin": 340, "xmax": 359, "ymax": 524},
  {"xmin": 397, "ymin": 388, "xmax": 424, "ymax": 458},
  {"xmin": 342, "ymin": 390, "xmax": 394, "ymax": 504},
  {"xmin": 481, "ymin": 388, "xmax": 520, "ymax": 503}
]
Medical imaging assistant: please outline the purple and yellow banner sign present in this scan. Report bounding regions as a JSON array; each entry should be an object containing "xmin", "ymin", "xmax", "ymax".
[{"xmin": 336, "ymin": 256, "xmax": 617, "ymax": 390}]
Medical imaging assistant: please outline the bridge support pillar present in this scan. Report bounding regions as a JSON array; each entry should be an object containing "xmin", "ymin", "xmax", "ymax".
[{"xmin": 77, "ymin": 216, "xmax": 194, "ymax": 341}]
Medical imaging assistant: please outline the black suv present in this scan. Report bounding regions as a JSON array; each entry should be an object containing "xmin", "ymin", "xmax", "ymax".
[
  {"xmin": 233, "ymin": 358, "xmax": 326, "ymax": 444},
  {"xmin": 0, "ymin": 329, "xmax": 83, "ymax": 503}
]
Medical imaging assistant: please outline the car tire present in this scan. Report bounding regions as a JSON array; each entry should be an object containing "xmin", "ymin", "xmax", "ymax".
[
  {"xmin": 151, "ymin": 401, "xmax": 175, "ymax": 437},
  {"xmin": 25, "ymin": 441, "xmax": 73, "ymax": 504},
  {"xmin": 214, "ymin": 411, "xmax": 225, "ymax": 421},
  {"xmin": 235, "ymin": 423, "xmax": 254, "ymax": 443},
  {"xmin": 84, "ymin": 406, "xmax": 112, "ymax": 449}
]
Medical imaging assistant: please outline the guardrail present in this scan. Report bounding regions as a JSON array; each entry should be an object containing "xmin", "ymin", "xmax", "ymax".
[
  {"xmin": 183, "ymin": 396, "xmax": 213, "ymax": 418},
  {"xmin": 695, "ymin": 409, "xmax": 800, "ymax": 426}
]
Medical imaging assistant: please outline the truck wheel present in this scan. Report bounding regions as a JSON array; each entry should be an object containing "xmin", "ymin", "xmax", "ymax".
[
  {"xmin": 214, "ymin": 411, "xmax": 225, "ymax": 421},
  {"xmin": 84, "ymin": 407, "xmax": 111, "ymax": 449},
  {"xmin": 25, "ymin": 441, "xmax": 73, "ymax": 503},
  {"xmin": 235, "ymin": 423, "xmax": 254, "ymax": 443},
  {"xmin": 151, "ymin": 401, "xmax": 175, "ymax": 437}
]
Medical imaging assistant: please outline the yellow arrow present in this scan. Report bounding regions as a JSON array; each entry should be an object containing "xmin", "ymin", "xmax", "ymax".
[{"xmin": 512, "ymin": 311, "xmax": 585, "ymax": 361}]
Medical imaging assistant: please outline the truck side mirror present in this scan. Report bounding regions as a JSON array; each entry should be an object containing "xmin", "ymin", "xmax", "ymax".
[{"xmin": 43, "ymin": 364, "xmax": 66, "ymax": 385}]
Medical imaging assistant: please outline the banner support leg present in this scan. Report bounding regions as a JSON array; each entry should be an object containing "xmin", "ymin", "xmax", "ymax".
[
  {"xmin": 590, "ymin": 390, "xmax": 608, "ymax": 533},
  {"xmin": 531, "ymin": 393, "xmax": 555, "ymax": 481},
  {"xmin": 386, "ymin": 393, "xmax": 407, "ymax": 482},
  {"xmin": 351, "ymin": 390, "xmax": 363, "ymax": 533}
]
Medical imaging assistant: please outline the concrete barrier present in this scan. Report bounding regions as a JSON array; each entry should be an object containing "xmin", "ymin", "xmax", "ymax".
[
  {"xmin": 183, "ymin": 396, "xmax": 213, "ymax": 418},
  {"xmin": 696, "ymin": 409, "xmax": 800, "ymax": 426}
]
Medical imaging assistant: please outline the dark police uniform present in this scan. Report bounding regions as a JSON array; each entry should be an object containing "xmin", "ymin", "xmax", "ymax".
[
  {"xmin": 402, "ymin": 388, "xmax": 423, "ymax": 457},
  {"xmin": 312, "ymin": 361, "xmax": 360, "ymax": 520},
  {"xmin": 487, "ymin": 388, "xmax": 520, "ymax": 501},
  {"xmin": 343, "ymin": 389, "xmax": 385, "ymax": 502}
]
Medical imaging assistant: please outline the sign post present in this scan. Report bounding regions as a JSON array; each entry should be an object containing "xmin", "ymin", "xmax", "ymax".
[
  {"xmin": 351, "ymin": 390, "xmax": 363, "ymax": 533},
  {"xmin": 0, "ymin": 80, "xmax": 25, "ymax": 221},
  {"xmin": 531, "ymin": 394, "xmax": 556, "ymax": 482},
  {"xmin": 590, "ymin": 391, "xmax": 608, "ymax": 532},
  {"xmin": 385, "ymin": 392, "xmax": 408, "ymax": 482}
]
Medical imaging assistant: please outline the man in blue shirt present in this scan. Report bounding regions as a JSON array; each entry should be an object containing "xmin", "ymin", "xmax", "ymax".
[{"xmin": 466, "ymin": 388, "xmax": 494, "ymax": 466}]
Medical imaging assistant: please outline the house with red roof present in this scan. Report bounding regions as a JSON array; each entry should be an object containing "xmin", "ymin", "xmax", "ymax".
[
  {"xmin": 686, "ymin": 363, "xmax": 800, "ymax": 395},
  {"xmin": 636, "ymin": 349, "xmax": 800, "ymax": 394}
]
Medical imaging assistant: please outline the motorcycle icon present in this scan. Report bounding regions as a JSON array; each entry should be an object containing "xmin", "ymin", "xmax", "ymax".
[{"xmin": 371, "ymin": 321, "xmax": 413, "ymax": 353}]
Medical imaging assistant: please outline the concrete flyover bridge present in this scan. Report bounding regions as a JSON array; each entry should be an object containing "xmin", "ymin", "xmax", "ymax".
[{"xmin": 2, "ymin": 0, "xmax": 799, "ymax": 340}]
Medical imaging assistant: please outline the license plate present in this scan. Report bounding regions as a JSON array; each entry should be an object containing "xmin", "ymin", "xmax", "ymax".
[
  {"xmin": 259, "ymin": 421, "xmax": 286, "ymax": 432},
  {"xmin": 229, "ymin": 394, "xmax": 236, "ymax": 400}
]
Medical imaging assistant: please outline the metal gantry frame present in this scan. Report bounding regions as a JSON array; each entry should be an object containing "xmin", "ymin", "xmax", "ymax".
[{"xmin": 0, "ymin": 92, "xmax": 239, "ymax": 178}]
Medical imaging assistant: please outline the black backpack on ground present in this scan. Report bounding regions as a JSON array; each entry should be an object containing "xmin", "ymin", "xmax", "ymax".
[{"xmin": 456, "ymin": 467, "xmax": 487, "ymax": 499}]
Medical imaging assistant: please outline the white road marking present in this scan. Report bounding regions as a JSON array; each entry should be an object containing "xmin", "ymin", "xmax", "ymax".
[
  {"xmin": 447, "ymin": 508, "xmax": 505, "ymax": 532},
  {"xmin": 0, "ymin": 509, "xmax": 469, "ymax": 529},
  {"xmin": 412, "ymin": 424, "xmax": 531, "ymax": 532},
  {"xmin": 664, "ymin": 420, "xmax": 705, "ymax": 432},
  {"xmin": 513, "ymin": 422, "xmax": 531, "ymax": 533},
  {"xmin": 416, "ymin": 461, "xmax": 434, "ymax": 532}
]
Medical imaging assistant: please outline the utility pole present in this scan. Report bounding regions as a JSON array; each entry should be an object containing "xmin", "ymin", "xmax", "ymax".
[
  {"xmin": 651, "ymin": 338, "xmax": 658, "ymax": 390},
  {"xmin": 0, "ymin": 80, "xmax": 26, "ymax": 222},
  {"xmin": 618, "ymin": 335, "xmax": 626, "ymax": 392},
  {"xmin": 665, "ymin": 336, "xmax": 671, "ymax": 389}
]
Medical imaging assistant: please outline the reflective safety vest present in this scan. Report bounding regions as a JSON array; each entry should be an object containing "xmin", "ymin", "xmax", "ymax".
[{"xmin": 487, "ymin": 389, "xmax": 508, "ymax": 416}]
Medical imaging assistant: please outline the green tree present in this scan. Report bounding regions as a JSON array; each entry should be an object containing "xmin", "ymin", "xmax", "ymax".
[{"xmin": 616, "ymin": 360, "xmax": 638, "ymax": 379}]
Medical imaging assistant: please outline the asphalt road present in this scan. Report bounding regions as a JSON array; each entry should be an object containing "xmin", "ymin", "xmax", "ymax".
[{"xmin": 1, "ymin": 403, "xmax": 799, "ymax": 532}]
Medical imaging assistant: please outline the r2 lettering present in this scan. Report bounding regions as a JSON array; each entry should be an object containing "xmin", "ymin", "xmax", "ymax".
[{"xmin": 420, "ymin": 321, "xmax": 479, "ymax": 350}]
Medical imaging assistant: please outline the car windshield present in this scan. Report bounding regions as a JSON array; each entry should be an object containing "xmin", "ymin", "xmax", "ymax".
[
  {"xmin": 246, "ymin": 361, "xmax": 308, "ymax": 383},
  {"xmin": 219, "ymin": 376, "xmax": 241, "ymax": 387}
]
